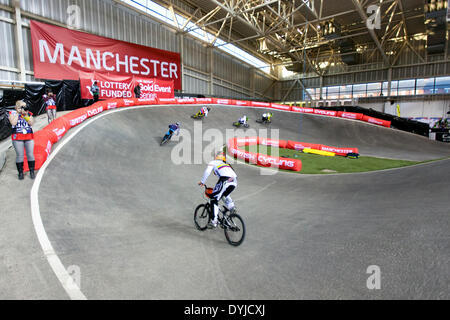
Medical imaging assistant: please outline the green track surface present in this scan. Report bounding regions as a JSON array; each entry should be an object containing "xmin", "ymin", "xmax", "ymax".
[{"xmin": 240, "ymin": 145, "xmax": 436, "ymax": 174}]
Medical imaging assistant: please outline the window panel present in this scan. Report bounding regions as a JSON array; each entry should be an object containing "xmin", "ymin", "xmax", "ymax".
[
  {"xmin": 326, "ymin": 86, "xmax": 339, "ymax": 99},
  {"xmin": 367, "ymin": 82, "xmax": 382, "ymax": 97},
  {"xmin": 435, "ymin": 76, "xmax": 450, "ymax": 94},
  {"xmin": 397, "ymin": 79, "xmax": 415, "ymax": 96},
  {"xmin": 416, "ymin": 78, "xmax": 435, "ymax": 95},
  {"xmin": 339, "ymin": 85, "xmax": 352, "ymax": 99},
  {"xmin": 353, "ymin": 84, "xmax": 367, "ymax": 98}
]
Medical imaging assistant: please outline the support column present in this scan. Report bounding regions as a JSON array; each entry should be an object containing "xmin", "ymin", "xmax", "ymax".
[
  {"xmin": 13, "ymin": 0, "xmax": 26, "ymax": 81},
  {"xmin": 387, "ymin": 68, "xmax": 392, "ymax": 98},
  {"xmin": 319, "ymin": 76, "xmax": 324, "ymax": 107},
  {"xmin": 385, "ymin": 67, "xmax": 393, "ymax": 113},
  {"xmin": 208, "ymin": 46, "xmax": 214, "ymax": 96},
  {"xmin": 250, "ymin": 68, "xmax": 256, "ymax": 98},
  {"xmin": 178, "ymin": 33, "xmax": 185, "ymax": 93}
]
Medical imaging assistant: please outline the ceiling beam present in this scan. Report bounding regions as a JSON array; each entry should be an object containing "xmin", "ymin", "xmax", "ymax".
[{"xmin": 351, "ymin": 0, "xmax": 391, "ymax": 66}]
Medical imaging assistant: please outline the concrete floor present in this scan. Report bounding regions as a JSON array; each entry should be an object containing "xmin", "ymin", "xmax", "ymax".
[{"xmin": 1, "ymin": 105, "xmax": 449, "ymax": 299}]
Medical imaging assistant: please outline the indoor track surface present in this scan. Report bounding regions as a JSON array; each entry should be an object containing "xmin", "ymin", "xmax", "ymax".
[{"xmin": 21, "ymin": 105, "xmax": 450, "ymax": 299}]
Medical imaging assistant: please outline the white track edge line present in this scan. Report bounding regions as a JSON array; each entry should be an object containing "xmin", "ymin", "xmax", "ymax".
[{"xmin": 30, "ymin": 105, "xmax": 151, "ymax": 300}]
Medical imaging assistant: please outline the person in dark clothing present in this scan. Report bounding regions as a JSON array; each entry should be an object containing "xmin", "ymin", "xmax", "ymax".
[
  {"xmin": 134, "ymin": 84, "xmax": 141, "ymax": 98},
  {"xmin": 90, "ymin": 81, "xmax": 100, "ymax": 103}
]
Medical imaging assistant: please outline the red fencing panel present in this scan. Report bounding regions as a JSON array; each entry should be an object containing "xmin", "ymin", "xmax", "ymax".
[
  {"xmin": 121, "ymin": 98, "xmax": 138, "ymax": 107},
  {"xmin": 213, "ymin": 98, "xmax": 235, "ymax": 105},
  {"xmin": 234, "ymin": 136, "xmax": 259, "ymax": 146},
  {"xmin": 362, "ymin": 115, "xmax": 391, "ymax": 128},
  {"xmin": 24, "ymin": 129, "xmax": 57, "ymax": 171},
  {"xmin": 313, "ymin": 109, "xmax": 338, "ymax": 117},
  {"xmin": 158, "ymin": 97, "xmax": 178, "ymax": 104},
  {"xmin": 44, "ymin": 117, "xmax": 71, "ymax": 142},
  {"xmin": 291, "ymin": 106, "xmax": 314, "ymax": 113},
  {"xmin": 250, "ymin": 101, "xmax": 271, "ymax": 108},
  {"xmin": 256, "ymin": 153, "xmax": 302, "ymax": 172},
  {"xmin": 259, "ymin": 138, "xmax": 288, "ymax": 149},
  {"xmin": 270, "ymin": 103, "xmax": 292, "ymax": 112},
  {"xmin": 175, "ymin": 98, "xmax": 196, "ymax": 104},
  {"xmin": 286, "ymin": 140, "xmax": 322, "ymax": 151},
  {"xmin": 63, "ymin": 108, "xmax": 89, "ymax": 128},
  {"xmin": 227, "ymin": 143, "xmax": 258, "ymax": 164},
  {"xmin": 134, "ymin": 97, "xmax": 158, "ymax": 106},
  {"xmin": 85, "ymin": 104, "xmax": 105, "ymax": 118},
  {"xmin": 337, "ymin": 111, "xmax": 364, "ymax": 121},
  {"xmin": 194, "ymin": 98, "xmax": 213, "ymax": 104},
  {"xmin": 233, "ymin": 100, "xmax": 251, "ymax": 106},
  {"xmin": 227, "ymin": 137, "xmax": 302, "ymax": 171}
]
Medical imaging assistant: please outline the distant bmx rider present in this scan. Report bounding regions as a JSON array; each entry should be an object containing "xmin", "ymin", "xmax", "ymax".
[
  {"xmin": 198, "ymin": 152, "xmax": 237, "ymax": 228},
  {"xmin": 262, "ymin": 112, "xmax": 273, "ymax": 123},
  {"xmin": 166, "ymin": 122, "xmax": 181, "ymax": 138},
  {"xmin": 238, "ymin": 115, "xmax": 248, "ymax": 126},
  {"xmin": 194, "ymin": 106, "xmax": 211, "ymax": 118}
]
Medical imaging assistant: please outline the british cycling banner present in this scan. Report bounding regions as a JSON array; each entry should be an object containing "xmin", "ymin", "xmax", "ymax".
[
  {"xmin": 79, "ymin": 72, "xmax": 174, "ymax": 100},
  {"xmin": 30, "ymin": 20, "xmax": 182, "ymax": 89}
]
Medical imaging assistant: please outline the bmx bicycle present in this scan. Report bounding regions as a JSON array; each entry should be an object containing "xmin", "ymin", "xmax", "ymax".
[
  {"xmin": 256, "ymin": 118, "xmax": 271, "ymax": 125},
  {"xmin": 191, "ymin": 113, "xmax": 205, "ymax": 120},
  {"xmin": 160, "ymin": 132, "xmax": 174, "ymax": 146},
  {"xmin": 194, "ymin": 186, "xmax": 246, "ymax": 246},
  {"xmin": 233, "ymin": 121, "xmax": 250, "ymax": 128}
]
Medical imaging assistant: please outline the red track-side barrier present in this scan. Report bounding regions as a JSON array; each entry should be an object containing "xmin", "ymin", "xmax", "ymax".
[
  {"xmin": 227, "ymin": 137, "xmax": 302, "ymax": 172},
  {"xmin": 337, "ymin": 111, "xmax": 364, "ymax": 121},
  {"xmin": 291, "ymin": 106, "xmax": 315, "ymax": 113},
  {"xmin": 270, "ymin": 103, "xmax": 292, "ymax": 112},
  {"xmin": 24, "ymin": 97, "xmax": 373, "ymax": 172},
  {"xmin": 362, "ymin": 115, "xmax": 391, "ymax": 128}
]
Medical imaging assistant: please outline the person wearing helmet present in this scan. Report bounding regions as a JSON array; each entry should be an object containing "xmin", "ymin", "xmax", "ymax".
[
  {"xmin": 194, "ymin": 106, "xmax": 211, "ymax": 119},
  {"xmin": 262, "ymin": 112, "xmax": 273, "ymax": 123},
  {"xmin": 238, "ymin": 115, "xmax": 248, "ymax": 126},
  {"xmin": 165, "ymin": 122, "xmax": 181, "ymax": 139},
  {"xmin": 198, "ymin": 152, "xmax": 237, "ymax": 228}
]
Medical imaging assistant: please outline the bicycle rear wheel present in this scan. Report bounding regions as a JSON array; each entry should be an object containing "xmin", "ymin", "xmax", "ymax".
[
  {"xmin": 194, "ymin": 204, "xmax": 210, "ymax": 231},
  {"xmin": 224, "ymin": 213, "xmax": 245, "ymax": 246}
]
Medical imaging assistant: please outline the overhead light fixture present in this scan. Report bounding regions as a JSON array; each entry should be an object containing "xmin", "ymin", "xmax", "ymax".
[{"xmin": 318, "ymin": 61, "xmax": 329, "ymax": 69}]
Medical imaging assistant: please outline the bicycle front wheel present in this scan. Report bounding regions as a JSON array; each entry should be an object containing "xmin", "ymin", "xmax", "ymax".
[
  {"xmin": 224, "ymin": 213, "xmax": 245, "ymax": 246},
  {"xmin": 194, "ymin": 204, "xmax": 210, "ymax": 231},
  {"xmin": 160, "ymin": 135, "xmax": 169, "ymax": 146}
]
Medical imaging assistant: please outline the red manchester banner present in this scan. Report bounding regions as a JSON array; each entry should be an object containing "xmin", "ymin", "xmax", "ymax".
[{"xmin": 30, "ymin": 20, "xmax": 182, "ymax": 90}]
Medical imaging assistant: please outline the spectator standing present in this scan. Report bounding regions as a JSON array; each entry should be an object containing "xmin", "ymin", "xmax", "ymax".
[
  {"xmin": 134, "ymin": 83, "xmax": 141, "ymax": 98},
  {"xmin": 90, "ymin": 81, "xmax": 100, "ymax": 103},
  {"xmin": 43, "ymin": 89, "xmax": 57, "ymax": 123},
  {"xmin": 8, "ymin": 100, "xmax": 35, "ymax": 180}
]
